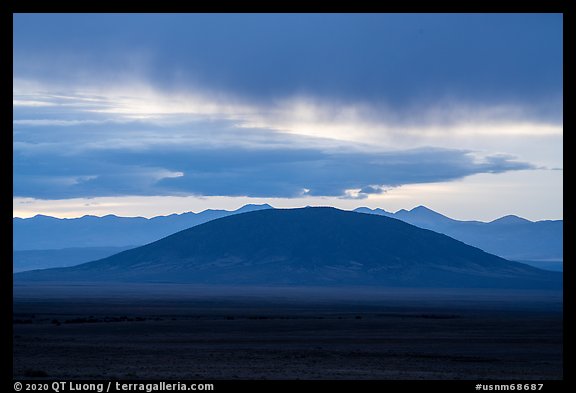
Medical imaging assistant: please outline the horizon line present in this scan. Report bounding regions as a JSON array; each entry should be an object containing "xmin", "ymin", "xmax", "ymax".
[{"xmin": 12, "ymin": 203, "xmax": 563, "ymax": 224}]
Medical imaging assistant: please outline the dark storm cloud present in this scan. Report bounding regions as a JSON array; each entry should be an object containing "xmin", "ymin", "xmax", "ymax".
[
  {"xmin": 12, "ymin": 118, "xmax": 534, "ymax": 199},
  {"xmin": 13, "ymin": 13, "xmax": 563, "ymax": 123},
  {"xmin": 359, "ymin": 185, "xmax": 388, "ymax": 195}
]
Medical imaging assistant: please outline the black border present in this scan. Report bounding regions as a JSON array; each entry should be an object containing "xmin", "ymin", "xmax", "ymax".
[
  {"xmin": 561, "ymin": 5, "xmax": 572, "ymax": 390},
  {"xmin": 8, "ymin": 1, "xmax": 568, "ymax": 14},
  {"xmin": 6, "ymin": 2, "xmax": 15, "ymax": 389},
  {"xmin": 8, "ymin": 1, "xmax": 571, "ymax": 391}
]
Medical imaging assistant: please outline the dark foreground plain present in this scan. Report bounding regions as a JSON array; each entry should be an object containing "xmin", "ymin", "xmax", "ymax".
[{"xmin": 13, "ymin": 283, "xmax": 563, "ymax": 380}]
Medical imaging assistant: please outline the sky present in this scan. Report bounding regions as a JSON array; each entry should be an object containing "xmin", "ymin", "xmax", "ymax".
[{"xmin": 13, "ymin": 13, "xmax": 563, "ymax": 221}]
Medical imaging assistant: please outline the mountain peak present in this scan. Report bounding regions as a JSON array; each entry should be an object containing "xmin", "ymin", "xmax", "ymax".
[
  {"xmin": 354, "ymin": 207, "xmax": 392, "ymax": 216},
  {"xmin": 31, "ymin": 214, "xmax": 59, "ymax": 221},
  {"xmin": 411, "ymin": 205, "xmax": 434, "ymax": 213},
  {"xmin": 490, "ymin": 215, "xmax": 531, "ymax": 225},
  {"xmin": 395, "ymin": 205, "xmax": 450, "ymax": 220},
  {"xmin": 355, "ymin": 207, "xmax": 375, "ymax": 213},
  {"xmin": 235, "ymin": 203, "xmax": 274, "ymax": 213},
  {"xmin": 409, "ymin": 205, "xmax": 447, "ymax": 216}
]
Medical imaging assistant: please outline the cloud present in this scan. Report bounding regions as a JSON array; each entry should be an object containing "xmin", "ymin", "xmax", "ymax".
[
  {"xmin": 359, "ymin": 185, "xmax": 389, "ymax": 195},
  {"xmin": 13, "ymin": 14, "xmax": 562, "ymax": 124},
  {"xmin": 12, "ymin": 14, "xmax": 560, "ymax": 204},
  {"xmin": 12, "ymin": 88, "xmax": 563, "ymax": 155},
  {"xmin": 13, "ymin": 100, "xmax": 57, "ymax": 107},
  {"xmin": 13, "ymin": 113, "xmax": 535, "ymax": 200},
  {"xmin": 339, "ymin": 185, "xmax": 391, "ymax": 200},
  {"xmin": 13, "ymin": 119, "xmax": 111, "ymax": 126}
]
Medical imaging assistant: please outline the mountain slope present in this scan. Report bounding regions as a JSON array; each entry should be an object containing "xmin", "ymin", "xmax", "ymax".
[
  {"xmin": 355, "ymin": 206, "xmax": 563, "ymax": 263},
  {"xmin": 13, "ymin": 204, "xmax": 273, "ymax": 250},
  {"xmin": 16, "ymin": 208, "xmax": 560, "ymax": 289},
  {"xmin": 13, "ymin": 246, "xmax": 133, "ymax": 273}
]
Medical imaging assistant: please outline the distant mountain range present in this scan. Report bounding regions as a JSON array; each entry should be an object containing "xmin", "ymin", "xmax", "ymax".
[
  {"xmin": 15, "ymin": 207, "xmax": 561, "ymax": 289},
  {"xmin": 13, "ymin": 204, "xmax": 562, "ymax": 272},
  {"xmin": 13, "ymin": 204, "xmax": 273, "ymax": 250},
  {"xmin": 354, "ymin": 206, "xmax": 563, "ymax": 264}
]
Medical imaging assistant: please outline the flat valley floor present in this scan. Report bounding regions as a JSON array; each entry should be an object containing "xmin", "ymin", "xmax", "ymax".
[{"xmin": 13, "ymin": 284, "xmax": 563, "ymax": 380}]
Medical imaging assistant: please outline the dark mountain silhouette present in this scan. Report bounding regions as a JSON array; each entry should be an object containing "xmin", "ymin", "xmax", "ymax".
[
  {"xmin": 15, "ymin": 208, "xmax": 560, "ymax": 289},
  {"xmin": 13, "ymin": 204, "xmax": 562, "ymax": 272},
  {"xmin": 355, "ymin": 206, "xmax": 563, "ymax": 265}
]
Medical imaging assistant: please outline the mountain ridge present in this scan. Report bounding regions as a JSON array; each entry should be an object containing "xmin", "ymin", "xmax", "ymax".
[
  {"xmin": 14, "ymin": 204, "xmax": 562, "ymax": 271},
  {"xmin": 13, "ymin": 204, "xmax": 273, "ymax": 250},
  {"xmin": 15, "ymin": 207, "xmax": 561, "ymax": 289},
  {"xmin": 353, "ymin": 206, "xmax": 562, "ymax": 262}
]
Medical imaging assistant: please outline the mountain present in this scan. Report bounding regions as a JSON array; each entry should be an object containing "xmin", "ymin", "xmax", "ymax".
[
  {"xmin": 13, "ymin": 204, "xmax": 562, "ymax": 272},
  {"xmin": 490, "ymin": 215, "xmax": 532, "ymax": 225},
  {"xmin": 15, "ymin": 207, "xmax": 560, "ymax": 289},
  {"xmin": 394, "ymin": 205, "xmax": 457, "ymax": 227},
  {"xmin": 354, "ymin": 207, "xmax": 393, "ymax": 217},
  {"xmin": 13, "ymin": 204, "xmax": 273, "ymax": 250},
  {"xmin": 354, "ymin": 206, "xmax": 563, "ymax": 265}
]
